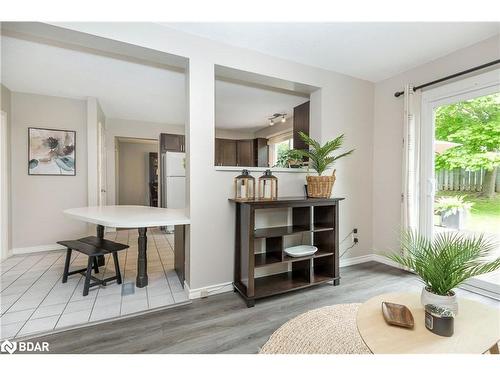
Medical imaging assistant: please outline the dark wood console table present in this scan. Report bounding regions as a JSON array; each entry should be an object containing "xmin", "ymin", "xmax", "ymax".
[{"xmin": 229, "ymin": 197, "xmax": 344, "ymax": 307}]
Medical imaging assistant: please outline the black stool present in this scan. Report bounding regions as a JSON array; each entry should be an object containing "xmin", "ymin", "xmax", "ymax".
[{"xmin": 57, "ymin": 237, "xmax": 129, "ymax": 296}]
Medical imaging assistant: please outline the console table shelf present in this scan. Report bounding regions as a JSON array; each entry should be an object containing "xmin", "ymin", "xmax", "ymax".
[{"xmin": 229, "ymin": 196, "xmax": 344, "ymax": 307}]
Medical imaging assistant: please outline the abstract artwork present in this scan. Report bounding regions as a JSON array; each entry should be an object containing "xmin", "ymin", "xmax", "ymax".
[{"xmin": 28, "ymin": 127, "xmax": 76, "ymax": 175}]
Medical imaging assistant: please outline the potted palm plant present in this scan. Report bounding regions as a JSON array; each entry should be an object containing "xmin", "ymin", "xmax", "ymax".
[
  {"xmin": 386, "ymin": 230, "xmax": 500, "ymax": 314},
  {"xmin": 295, "ymin": 132, "xmax": 354, "ymax": 198},
  {"xmin": 434, "ymin": 195, "xmax": 473, "ymax": 230}
]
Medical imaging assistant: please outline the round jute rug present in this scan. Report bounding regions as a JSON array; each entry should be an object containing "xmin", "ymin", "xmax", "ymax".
[{"xmin": 259, "ymin": 303, "xmax": 371, "ymax": 354}]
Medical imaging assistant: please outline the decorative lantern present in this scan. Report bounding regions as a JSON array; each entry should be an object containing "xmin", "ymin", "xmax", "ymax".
[
  {"xmin": 234, "ymin": 169, "xmax": 255, "ymax": 200},
  {"xmin": 258, "ymin": 169, "xmax": 278, "ymax": 200}
]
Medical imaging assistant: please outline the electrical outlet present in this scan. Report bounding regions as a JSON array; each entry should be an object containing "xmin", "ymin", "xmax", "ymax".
[
  {"xmin": 350, "ymin": 228, "xmax": 359, "ymax": 244},
  {"xmin": 200, "ymin": 289, "xmax": 209, "ymax": 298}
]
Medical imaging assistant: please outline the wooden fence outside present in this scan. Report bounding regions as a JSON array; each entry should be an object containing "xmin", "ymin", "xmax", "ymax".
[{"xmin": 436, "ymin": 167, "xmax": 500, "ymax": 192}]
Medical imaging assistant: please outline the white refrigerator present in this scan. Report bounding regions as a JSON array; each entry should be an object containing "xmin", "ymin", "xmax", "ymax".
[{"xmin": 162, "ymin": 151, "xmax": 186, "ymax": 231}]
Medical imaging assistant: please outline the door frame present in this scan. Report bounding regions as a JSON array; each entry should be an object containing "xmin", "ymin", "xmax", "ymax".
[
  {"xmin": 0, "ymin": 111, "xmax": 10, "ymax": 260},
  {"xmin": 420, "ymin": 69, "xmax": 500, "ymax": 297},
  {"xmin": 97, "ymin": 121, "xmax": 107, "ymax": 206}
]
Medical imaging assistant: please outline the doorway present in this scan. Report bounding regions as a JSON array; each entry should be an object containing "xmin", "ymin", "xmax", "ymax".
[
  {"xmin": 116, "ymin": 137, "xmax": 159, "ymax": 207},
  {"xmin": 421, "ymin": 69, "xmax": 500, "ymax": 297}
]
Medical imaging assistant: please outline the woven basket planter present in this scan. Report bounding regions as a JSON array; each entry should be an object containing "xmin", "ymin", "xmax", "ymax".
[{"xmin": 306, "ymin": 170, "xmax": 336, "ymax": 198}]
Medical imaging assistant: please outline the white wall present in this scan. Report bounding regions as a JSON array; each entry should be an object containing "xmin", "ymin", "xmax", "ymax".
[
  {"xmin": 372, "ymin": 35, "xmax": 500, "ymax": 254},
  {"xmin": 117, "ymin": 140, "xmax": 158, "ymax": 206},
  {"xmin": 105, "ymin": 117, "xmax": 184, "ymax": 206},
  {"xmin": 10, "ymin": 92, "xmax": 88, "ymax": 252},
  {"xmin": 55, "ymin": 23, "xmax": 375, "ymax": 290}
]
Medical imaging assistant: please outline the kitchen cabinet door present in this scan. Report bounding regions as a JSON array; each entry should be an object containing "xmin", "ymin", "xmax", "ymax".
[
  {"xmin": 237, "ymin": 140, "xmax": 255, "ymax": 167},
  {"xmin": 161, "ymin": 133, "xmax": 185, "ymax": 152},
  {"xmin": 215, "ymin": 138, "xmax": 237, "ymax": 166},
  {"xmin": 254, "ymin": 138, "xmax": 269, "ymax": 167},
  {"xmin": 293, "ymin": 101, "xmax": 310, "ymax": 152}
]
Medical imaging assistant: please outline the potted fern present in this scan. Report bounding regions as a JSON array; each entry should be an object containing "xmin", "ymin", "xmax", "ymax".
[
  {"xmin": 295, "ymin": 132, "xmax": 354, "ymax": 198},
  {"xmin": 386, "ymin": 230, "xmax": 500, "ymax": 314}
]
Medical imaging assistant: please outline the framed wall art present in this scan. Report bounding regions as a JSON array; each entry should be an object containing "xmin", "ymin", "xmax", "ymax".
[{"xmin": 28, "ymin": 127, "xmax": 76, "ymax": 176}]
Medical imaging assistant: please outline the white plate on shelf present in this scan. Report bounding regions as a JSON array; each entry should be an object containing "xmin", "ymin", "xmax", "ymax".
[{"xmin": 284, "ymin": 245, "xmax": 318, "ymax": 258}]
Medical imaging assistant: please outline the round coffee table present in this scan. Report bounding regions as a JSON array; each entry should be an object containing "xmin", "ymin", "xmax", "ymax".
[{"xmin": 356, "ymin": 292, "xmax": 500, "ymax": 354}]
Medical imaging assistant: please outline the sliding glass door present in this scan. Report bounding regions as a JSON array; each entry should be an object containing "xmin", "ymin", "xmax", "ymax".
[{"xmin": 421, "ymin": 69, "xmax": 500, "ymax": 298}]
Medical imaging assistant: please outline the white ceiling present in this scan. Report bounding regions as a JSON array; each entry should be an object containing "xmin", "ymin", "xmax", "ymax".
[
  {"xmin": 216, "ymin": 80, "xmax": 308, "ymax": 131},
  {"xmin": 1, "ymin": 36, "xmax": 306, "ymax": 129},
  {"xmin": 161, "ymin": 22, "xmax": 500, "ymax": 82},
  {"xmin": 1, "ymin": 36, "xmax": 186, "ymax": 124}
]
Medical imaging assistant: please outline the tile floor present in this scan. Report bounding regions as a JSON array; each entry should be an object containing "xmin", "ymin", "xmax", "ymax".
[{"xmin": 0, "ymin": 228, "xmax": 189, "ymax": 340}]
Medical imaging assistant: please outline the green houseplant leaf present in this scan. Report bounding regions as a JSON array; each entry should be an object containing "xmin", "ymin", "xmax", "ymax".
[
  {"xmin": 434, "ymin": 195, "xmax": 473, "ymax": 218},
  {"xmin": 386, "ymin": 230, "xmax": 500, "ymax": 296},
  {"xmin": 294, "ymin": 132, "xmax": 354, "ymax": 176}
]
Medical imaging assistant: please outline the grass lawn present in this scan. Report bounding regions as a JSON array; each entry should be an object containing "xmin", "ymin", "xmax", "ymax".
[{"xmin": 435, "ymin": 191, "xmax": 500, "ymax": 234}]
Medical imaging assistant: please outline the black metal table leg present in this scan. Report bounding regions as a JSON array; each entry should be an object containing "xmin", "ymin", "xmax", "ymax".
[
  {"xmin": 96, "ymin": 225, "xmax": 106, "ymax": 266},
  {"xmin": 136, "ymin": 227, "xmax": 148, "ymax": 288}
]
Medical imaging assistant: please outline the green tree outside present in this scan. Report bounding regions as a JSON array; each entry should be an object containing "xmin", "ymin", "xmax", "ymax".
[{"xmin": 435, "ymin": 92, "xmax": 500, "ymax": 197}]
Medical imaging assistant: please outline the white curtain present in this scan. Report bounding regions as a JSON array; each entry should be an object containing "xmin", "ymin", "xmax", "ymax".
[{"xmin": 401, "ymin": 84, "xmax": 421, "ymax": 231}]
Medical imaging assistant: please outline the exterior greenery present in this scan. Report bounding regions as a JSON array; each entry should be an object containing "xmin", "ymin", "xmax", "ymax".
[
  {"xmin": 434, "ymin": 195, "xmax": 473, "ymax": 218},
  {"xmin": 435, "ymin": 93, "xmax": 500, "ymax": 172},
  {"xmin": 436, "ymin": 191, "xmax": 500, "ymax": 234},
  {"xmin": 295, "ymin": 132, "xmax": 354, "ymax": 176},
  {"xmin": 274, "ymin": 148, "xmax": 303, "ymax": 168},
  {"xmin": 386, "ymin": 230, "xmax": 500, "ymax": 296}
]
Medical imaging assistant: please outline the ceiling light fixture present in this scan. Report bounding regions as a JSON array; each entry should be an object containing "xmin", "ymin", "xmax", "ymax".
[{"xmin": 268, "ymin": 113, "xmax": 286, "ymax": 126}]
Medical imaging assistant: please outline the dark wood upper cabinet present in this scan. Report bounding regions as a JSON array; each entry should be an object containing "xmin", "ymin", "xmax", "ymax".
[
  {"xmin": 254, "ymin": 138, "xmax": 269, "ymax": 167},
  {"xmin": 293, "ymin": 101, "xmax": 310, "ymax": 151},
  {"xmin": 237, "ymin": 140, "xmax": 255, "ymax": 167},
  {"xmin": 215, "ymin": 138, "xmax": 267, "ymax": 167},
  {"xmin": 161, "ymin": 133, "xmax": 185, "ymax": 152},
  {"xmin": 215, "ymin": 138, "xmax": 237, "ymax": 166}
]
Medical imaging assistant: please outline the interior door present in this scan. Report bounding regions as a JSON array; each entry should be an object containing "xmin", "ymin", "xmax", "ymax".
[{"xmin": 97, "ymin": 121, "xmax": 107, "ymax": 206}]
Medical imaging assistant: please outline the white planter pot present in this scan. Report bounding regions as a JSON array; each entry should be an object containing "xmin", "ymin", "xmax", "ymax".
[
  {"xmin": 421, "ymin": 287, "xmax": 458, "ymax": 315},
  {"xmin": 441, "ymin": 210, "xmax": 468, "ymax": 230}
]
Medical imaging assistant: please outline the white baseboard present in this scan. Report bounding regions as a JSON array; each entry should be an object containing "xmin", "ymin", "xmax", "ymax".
[
  {"xmin": 184, "ymin": 280, "xmax": 234, "ymax": 300},
  {"xmin": 340, "ymin": 253, "xmax": 403, "ymax": 269},
  {"xmin": 12, "ymin": 244, "xmax": 66, "ymax": 255},
  {"xmin": 339, "ymin": 254, "xmax": 373, "ymax": 267},
  {"xmin": 184, "ymin": 254, "xmax": 402, "ymax": 300},
  {"xmin": 369, "ymin": 254, "xmax": 404, "ymax": 269}
]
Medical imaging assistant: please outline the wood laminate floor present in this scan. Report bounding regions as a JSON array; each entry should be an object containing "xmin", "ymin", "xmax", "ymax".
[{"xmin": 29, "ymin": 262, "xmax": 500, "ymax": 354}]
